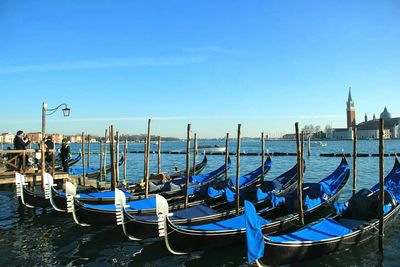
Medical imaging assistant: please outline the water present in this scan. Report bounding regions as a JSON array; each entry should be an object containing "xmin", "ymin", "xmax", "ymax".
[{"xmin": 1, "ymin": 140, "xmax": 399, "ymax": 266}]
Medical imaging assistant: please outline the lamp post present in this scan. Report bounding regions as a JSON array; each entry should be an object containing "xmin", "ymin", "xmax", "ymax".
[{"xmin": 41, "ymin": 101, "xmax": 71, "ymax": 140}]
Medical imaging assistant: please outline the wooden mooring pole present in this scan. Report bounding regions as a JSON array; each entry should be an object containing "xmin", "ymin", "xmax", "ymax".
[
  {"xmin": 184, "ymin": 124, "xmax": 191, "ymax": 208},
  {"xmin": 379, "ymin": 118, "xmax": 385, "ymax": 251},
  {"xmin": 103, "ymin": 129, "xmax": 108, "ymax": 181},
  {"xmin": 81, "ymin": 132, "xmax": 86, "ymax": 186},
  {"xmin": 261, "ymin": 132, "xmax": 265, "ymax": 182},
  {"xmin": 144, "ymin": 119, "xmax": 151, "ymax": 198},
  {"xmin": 352, "ymin": 127, "xmax": 357, "ymax": 196},
  {"xmin": 123, "ymin": 137, "xmax": 128, "ymax": 186},
  {"xmin": 110, "ymin": 126, "xmax": 115, "ymax": 190},
  {"xmin": 115, "ymin": 131, "xmax": 120, "ymax": 185},
  {"xmin": 225, "ymin": 133, "xmax": 229, "ymax": 180},
  {"xmin": 236, "ymin": 124, "xmax": 241, "ymax": 215},
  {"xmin": 295, "ymin": 123, "xmax": 304, "ymax": 225},
  {"xmin": 87, "ymin": 134, "xmax": 91, "ymax": 168},
  {"xmin": 307, "ymin": 136, "xmax": 311, "ymax": 157},
  {"xmin": 157, "ymin": 136, "xmax": 161, "ymax": 174},
  {"xmin": 99, "ymin": 139, "xmax": 103, "ymax": 181},
  {"xmin": 192, "ymin": 133, "xmax": 197, "ymax": 175}
]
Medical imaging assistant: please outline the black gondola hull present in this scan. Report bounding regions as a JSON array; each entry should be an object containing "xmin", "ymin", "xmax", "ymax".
[{"xmin": 260, "ymin": 205, "xmax": 400, "ymax": 266}]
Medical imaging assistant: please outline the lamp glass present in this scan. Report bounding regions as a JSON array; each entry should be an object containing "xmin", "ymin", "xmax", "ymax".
[{"xmin": 62, "ymin": 107, "xmax": 70, "ymax": 117}]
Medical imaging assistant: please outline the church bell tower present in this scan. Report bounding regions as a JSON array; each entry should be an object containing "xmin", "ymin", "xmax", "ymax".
[{"xmin": 346, "ymin": 87, "xmax": 356, "ymax": 129}]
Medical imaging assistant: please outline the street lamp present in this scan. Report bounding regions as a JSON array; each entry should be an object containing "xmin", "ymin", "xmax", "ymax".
[{"xmin": 42, "ymin": 102, "xmax": 71, "ymax": 140}]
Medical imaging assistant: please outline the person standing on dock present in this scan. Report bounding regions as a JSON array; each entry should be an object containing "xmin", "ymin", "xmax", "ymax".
[
  {"xmin": 60, "ymin": 138, "xmax": 71, "ymax": 172},
  {"xmin": 13, "ymin": 130, "xmax": 30, "ymax": 170},
  {"xmin": 44, "ymin": 136, "xmax": 54, "ymax": 166}
]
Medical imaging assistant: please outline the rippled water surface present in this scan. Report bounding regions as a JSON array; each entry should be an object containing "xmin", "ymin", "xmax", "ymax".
[{"xmin": 1, "ymin": 140, "xmax": 399, "ymax": 266}]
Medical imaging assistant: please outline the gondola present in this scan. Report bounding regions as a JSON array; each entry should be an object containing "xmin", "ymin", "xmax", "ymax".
[
  {"xmin": 54, "ymin": 153, "xmax": 81, "ymax": 171},
  {"xmin": 66, "ymin": 157, "xmax": 235, "ymax": 226},
  {"xmin": 45, "ymin": 155, "xmax": 208, "ymax": 212},
  {"xmin": 245, "ymin": 157, "xmax": 400, "ymax": 266},
  {"xmin": 155, "ymin": 157, "xmax": 349, "ymax": 254},
  {"xmin": 116, "ymin": 160, "xmax": 296, "ymax": 241},
  {"xmin": 15, "ymin": 155, "xmax": 123, "ymax": 209}
]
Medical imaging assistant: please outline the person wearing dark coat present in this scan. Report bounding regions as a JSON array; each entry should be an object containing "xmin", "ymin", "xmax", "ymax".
[
  {"xmin": 44, "ymin": 136, "xmax": 54, "ymax": 166},
  {"xmin": 60, "ymin": 138, "xmax": 71, "ymax": 172},
  {"xmin": 13, "ymin": 130, "xmax": 30, "ymax": 170}
]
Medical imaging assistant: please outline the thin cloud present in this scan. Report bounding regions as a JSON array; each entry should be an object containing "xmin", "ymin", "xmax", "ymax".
[
  {"xmin": 284, "ymin": 114, "xmax": 344, "ymax": 119},
  {"xmin": 1, "ymin": 114, "xmax": 345, "ymax": 124},
  {"xmin": 183, "ymin": 46, "xmax": 239, "ymax": 55},
  {"xmin": 0, "ymin": 56, "xmax": 207, "ymax": 74},
  {"xmin": 1, "ymin": 115, "xmax": 234, "ymax": 124}
]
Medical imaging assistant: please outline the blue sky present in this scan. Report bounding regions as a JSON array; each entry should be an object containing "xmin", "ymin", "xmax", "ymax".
[{"xmin": 0, "ymin": 0, "xmax": 399, "ymax": 138}]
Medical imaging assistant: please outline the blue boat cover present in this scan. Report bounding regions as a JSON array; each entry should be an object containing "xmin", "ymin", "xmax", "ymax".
[
  {"xmin": 135, "ymin": 204, "xmax": 218, "ymax": 222},
  {"xmin": 269, "ymin": 218, "xmax": 352, "ymax": 243},
  {"xmin": 304, "ymin": 195, "xmax": 322, "ymax": 210},
  {"xmin": 83, "ymin": 202, "xmax": 116, "ymax": 211},
  {"xmin": 319, "ymin": 161, "xmax": 350, "ymax": 196},
  {"xmin": 245, "ymin": 200, "xmax": 265, "ymax": 263},
  {"xmin": 126, "ymin": 197, "xmax": 157, "ymax": 210},
  {"xmin": 77, "ymin": 190, "xmax": 132, "ymax": 199},
  {"xmin": 82, "ymin": 196, "xmax": 156, "ymax": 211},
  {"xmin": 256, "ymin": 188, "xmax": 271, "ymax": 202},
  {"xmin": 371, "ymin": 159, "xmax": 400, "ymax": 202},
  {"xmin": 208, "ymin": 159, "xmax": 271, "ymax": 199},
  {"xmin": 157, "ymin": 160, "xmax": 231, "ymax": 195},
  {"xmin": 182, "ymin": 212, "xmax": 270, "ymax": 231},
  {"xmin": 69, "ymin": 166, "xmax": 100, "ymax": 175},
  {"xmin": 334, "ymin": 201, "xmax": 348, "ymax": 214}
]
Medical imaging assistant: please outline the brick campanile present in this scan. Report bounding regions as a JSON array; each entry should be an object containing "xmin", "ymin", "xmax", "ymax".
[{"xmin": 346, "ymin": 87, "xmax": 356, "ymax": 129}]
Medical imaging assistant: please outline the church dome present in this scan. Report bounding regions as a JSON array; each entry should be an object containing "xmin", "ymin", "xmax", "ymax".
[{"xmin": 380, "ymin": 106, "xmax": 392, "ymax": 120}]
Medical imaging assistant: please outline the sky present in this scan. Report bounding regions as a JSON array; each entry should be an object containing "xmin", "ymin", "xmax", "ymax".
[{"xmin": 0, "ymin": 0, "xmax": 399, "ymax": 138}]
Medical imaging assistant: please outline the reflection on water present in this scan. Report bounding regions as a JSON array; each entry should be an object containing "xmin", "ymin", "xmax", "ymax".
[{"xmin": 0, "ymin": 140, "xmax": 399, "ymax": 266}]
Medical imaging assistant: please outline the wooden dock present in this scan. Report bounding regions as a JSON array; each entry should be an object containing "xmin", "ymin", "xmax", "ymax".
[{"xmin": 0, "ymin": 170, "xmax": 69, "ymax": 185}]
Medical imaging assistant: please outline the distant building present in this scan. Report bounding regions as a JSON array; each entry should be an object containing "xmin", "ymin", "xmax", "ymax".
[
  {"xmin": 70, "ymin": 134, "xmax": 82, "ymax": 143},
  {"xmin": 282, "ymin": 134, "xmax": 296, "ymax": 140},
  {"xmin": 357, "ymin": 107, "xmax": 399, "ymax": 139},
  {"xmin": 346, "ymin": 88, "xmax": 356, "ymax": 128},
  {"xmin": 1, "ymin": 132, "xmax": 14, "ymax": 144},
  {"xmin": 27, "ymin": 132, "xmax": 42, "ymax": 143},
  {"xmin": 328, "ymin": 88, "xmax": 399, "ymax": 140},
  {"xmin": 51, "ymin": 133, "xmax": 64, "ymax": 143}
]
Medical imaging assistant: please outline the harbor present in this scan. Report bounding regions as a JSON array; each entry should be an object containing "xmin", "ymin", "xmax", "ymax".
[{"xmin": 2, "ymin": 1, "xmax": 400, "ymax": 266}]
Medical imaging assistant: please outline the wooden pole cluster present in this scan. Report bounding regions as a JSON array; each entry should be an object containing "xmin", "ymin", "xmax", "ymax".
[
  {"xmin": 225, "ymin": 133, "xmax": 229, "ymax": 180},
  {"xmin": 192, "ymin": 133, "xmax": 197, "ymax": 175},
  {"xmin": 379, "ymin": 118, "xmax": 385, "ymax": 251},
  {"xmin": 81, "ymin": 132, "xmax": 86, "ymax": 186},
  {"xmin": 261, "ymin": 132, "xmax": 265, "ymax": 182},
  {"xmin": 295, "ymin": 123, "xmax": 304, "ymax": 225},
  {"xmin": 236, "ymin": 124, "xmax": 241, "ymax": 215},
  {"xmin": 184, "ymin": 124, "xmax": 191, "ymax": 208},
  {"xmin": 157, "ymin": 136, "xmax": 161, "ymax": 174},
  {"xmin": 123, "ymin": 137, "xmax": 128, "ymax": 186},
  {"xmin": 144, "ymin": 119, "xmax": 151, "ymax": 198},
  {"xmin": 352, "ymin": 127, "xmax": 357, "ymax": 196},
  {"xmin": 110, "ymin": 126, "xmax": 115, "ymax": 190}
]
